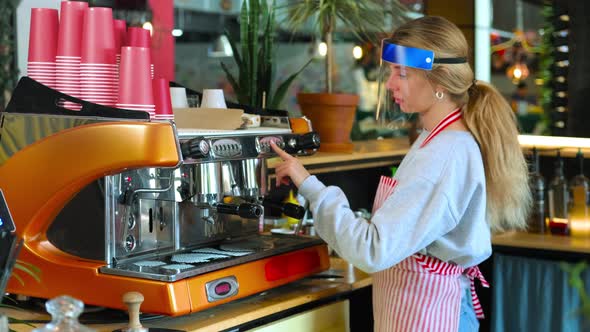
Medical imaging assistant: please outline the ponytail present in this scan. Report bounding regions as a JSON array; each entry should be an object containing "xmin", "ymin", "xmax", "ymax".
[
  {"xmin": 463, "ymin": 81, "xmax": 532, "ymax": 232},
  {"xmin": 390, "ymin": 16, "xmax": 532, "ymax": 232}
]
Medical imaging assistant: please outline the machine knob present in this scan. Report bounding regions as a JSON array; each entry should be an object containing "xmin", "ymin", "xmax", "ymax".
[
  {"xmin": 296, "ymin": 132, "xmax": 320, "ymax": 150},
  {"xmin": 180, "ymin": 137, "xmax": 209, "ymax": 159}
]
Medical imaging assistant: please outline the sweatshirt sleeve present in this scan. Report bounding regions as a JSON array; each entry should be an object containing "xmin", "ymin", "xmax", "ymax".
[{"xmin": 298, "ymin": 175, "xmax": 458, "ymax": 273}]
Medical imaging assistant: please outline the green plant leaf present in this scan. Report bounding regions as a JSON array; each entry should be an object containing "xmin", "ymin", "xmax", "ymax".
[
  {"xmin": 10, "ymin": 274, "xmax": 24, "ymax": 286},
  {"xmin": 561, "ymin": 261, "xmax": 590, "ymax": 320},
  {"xmin": 12, "ymin": 267, "xmax": 41, "ymax": 284},
  {"xmin": 269, "ymin": 58, "xmax": 313, "ymax": 109},
  {"xmin": 280, "ymin": 0, "xmax": 409, "ymax": 92},
  {"xmin": 248, "ymin": 0, "xmax": 260, "ymax": 106},
  {"xmin": 239, "ymin": 0, "xmax": 251, "ymax": 105},
  {"xmin": 6, "ymin": 316, "xmax": 36, "ymax": 328},
  {"xmin": 1, "ymin": 259, "xmax": 42, "ymax": 329},
  {"xmin": 15, "ymin": 260, "xmax": 41, "ymax": 274},
  {"xmin": 220, "ymin": 61, "xmax": 244, "ymax": 104},
  {"xmin": 258, "ymin": 0, "xmax": 274, "ymax": 107},
  {"xmin": 224, "ymin": 29, "xmax": 242, "ymax": 69}
]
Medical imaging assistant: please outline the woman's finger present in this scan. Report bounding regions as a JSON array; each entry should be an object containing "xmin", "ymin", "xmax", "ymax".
[{"xmin": 270, "ymin": 141, "xmax": 294, "ymax": 160}]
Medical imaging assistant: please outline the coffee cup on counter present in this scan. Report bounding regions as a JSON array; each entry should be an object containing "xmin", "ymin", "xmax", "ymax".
[
  {"xmin": 170, "ymin": 87, "xmax": 189, "ymax": 108},
  {"xmin": 201, "ymin": 89, "xmax": 227, "ymax": 109}
]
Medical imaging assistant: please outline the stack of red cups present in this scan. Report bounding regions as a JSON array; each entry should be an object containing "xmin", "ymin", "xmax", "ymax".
[
  {"xmin": 27, "ymin": 8, "xmax": 58, "ymax": 89},
  {"xmin": 117, "ymin": 46, "xmax": 155, "ymax": 118},
  {"xmin": 127, "ymin": 27, "xmax": 154, "ymax": 79},
  {"xmin": 114, "ymin": 19, "xmax": 127, "ymax": 67},
  {"xmin": 80, "ymin": 7, "xmax": 118, "ymax": 107},
  {"xmin": 55, "ymin": 1, "xmax": 88, "ymax": 110},
  {"xmin": 152, "ymin": 78, "xmax": 174, "ymax": 121}
]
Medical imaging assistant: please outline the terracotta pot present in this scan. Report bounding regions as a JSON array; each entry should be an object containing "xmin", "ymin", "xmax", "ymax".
[{"xmin": 297, "ymin": 92, "xmax": 359, "ymax": 153}]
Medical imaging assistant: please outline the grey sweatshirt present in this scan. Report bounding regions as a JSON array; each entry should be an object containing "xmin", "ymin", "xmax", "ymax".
[{"xmin": 298, "ymin": 130, "xmax": 492, "ymax": 273}]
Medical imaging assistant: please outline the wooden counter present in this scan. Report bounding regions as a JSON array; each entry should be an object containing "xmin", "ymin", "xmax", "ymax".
[
  {"xmin": 492, "ymin": 231, "xmax": 590, "ymax": 255},
  {"xmin": 268, "ymin": 138, "xmax": 410, "ymax": 174},
  {"xmin": 5, "ymin": 233, "xmax": 588, "ymax": 331},
  {"xmin": 3, "ymin": 258, "xmax": 372, "ymax": 332}
]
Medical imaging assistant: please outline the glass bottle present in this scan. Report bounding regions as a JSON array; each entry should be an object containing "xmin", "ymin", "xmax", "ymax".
[
  {"xmin": 568, "ymin": 149, "xmax": 590, "ymax": 237},
  {"xmin": 32, "ymin": 296, "xmax": 95, "ymax": 332},
  {"xmin": 548, "ymin": 150, "xmax": 569, "ymax": 235},
  {"xmin": 527, "ymin": 147, "xmax": 546, "ymax": 233}
]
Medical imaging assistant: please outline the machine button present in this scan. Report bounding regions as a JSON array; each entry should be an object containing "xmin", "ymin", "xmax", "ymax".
[
  {"xmin": 214, "ymin": 282, "xmax": 231, "ymax": 296},
  {"xmin": 206, "ymin": 276, "xmax": 239, "ymax": 302}
]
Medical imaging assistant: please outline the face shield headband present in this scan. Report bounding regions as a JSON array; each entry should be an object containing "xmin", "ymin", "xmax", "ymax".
[{"xmin": 375, "ymin": 40, "xmax": 467, "ymax": 130}]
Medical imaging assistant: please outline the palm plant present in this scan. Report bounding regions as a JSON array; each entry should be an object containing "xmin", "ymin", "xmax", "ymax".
[
  {"xmin": 1, "ymin": 260, "xmax": 41, "ymax": 331},
  {"xmin": 283, "ymin": 0, "xmax": 409, "ymax": 93},
  {"xmin": 221, "ymin": 0, "xmax": 311, "ymax": 109}
]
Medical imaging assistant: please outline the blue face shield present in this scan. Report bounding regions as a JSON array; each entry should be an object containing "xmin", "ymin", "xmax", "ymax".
[{"xmin": 375, "ymin": 39, "xmax": 467, "ymax": 130}]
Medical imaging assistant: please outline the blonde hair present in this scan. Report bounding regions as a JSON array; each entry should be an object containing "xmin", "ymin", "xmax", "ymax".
[{"xmin": 390, "ymin": 16, "xmax": 531, "ymax": 232}]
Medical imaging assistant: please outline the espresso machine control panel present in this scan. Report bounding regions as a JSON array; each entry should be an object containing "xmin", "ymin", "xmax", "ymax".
[{"xmin": 180, "ymin": 131, "xmax": 320, "ymax": 163}]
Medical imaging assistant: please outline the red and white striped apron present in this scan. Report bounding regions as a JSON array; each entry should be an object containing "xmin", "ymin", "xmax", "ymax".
[{"xmin": 371, "ymin": 109, "xmax": 489, "ymax": 331}]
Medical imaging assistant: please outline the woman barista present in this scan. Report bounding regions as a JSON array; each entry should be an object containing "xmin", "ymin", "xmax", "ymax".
[{"xmin": 271, "ymin": 16, "xmax": 531, "ymax": 331}]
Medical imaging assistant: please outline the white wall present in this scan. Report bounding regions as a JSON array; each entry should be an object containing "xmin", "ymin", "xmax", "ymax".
[{"xmin": 16, "ymin": 0, "xmax": 61, "ymax": 78}]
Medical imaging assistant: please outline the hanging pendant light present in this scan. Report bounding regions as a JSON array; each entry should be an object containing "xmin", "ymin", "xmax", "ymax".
[{"xmin": 506, "ymin": 61, "xmax": 530, "ymax": 83}]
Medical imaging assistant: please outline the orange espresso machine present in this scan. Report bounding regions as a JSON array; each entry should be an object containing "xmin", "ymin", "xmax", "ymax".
[{"xmin": 0, "ymin": 77, "xmax": 329, "ymax": 316}]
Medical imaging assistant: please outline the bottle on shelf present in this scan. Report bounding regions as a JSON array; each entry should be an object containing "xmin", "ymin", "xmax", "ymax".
[
  {"xmin": 527, "ymin": 147, "xmax": 546, "ymax": 233},
  {"xmin": 548, "ymin": 149, "xmax": 569, "ymax": 235},
  {"xmin": 568, "ymin": 149, "xmax": 590, "ymax": 237}
]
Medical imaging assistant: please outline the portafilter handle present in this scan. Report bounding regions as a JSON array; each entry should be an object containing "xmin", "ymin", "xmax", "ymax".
[
  {"xmin": 216, "ymin": 203, "xmax": 263, "ymax": 219},
  {"xmin": 180, "ymin": 136, "xmax": 209, "ymax": 159},
  {"xmin": 262, "ymin": 199, "xmax": 306, "ymax": 220},
  {"xmin": 284, "ymin": 131, "xmax": 320, "ymax": 153}
]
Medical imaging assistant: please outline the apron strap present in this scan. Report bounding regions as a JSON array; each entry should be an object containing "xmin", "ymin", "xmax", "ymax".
[
  {"xmin": 420, "ymin": 108, "xmax": 462, "ymax": 148},
  {"xmin": 414, "ymin": 254, "xmax": 490, "ymax": 320},
  {"xmin": 465, "ymin": 265, "xmax": 490, "ymax": 319}
]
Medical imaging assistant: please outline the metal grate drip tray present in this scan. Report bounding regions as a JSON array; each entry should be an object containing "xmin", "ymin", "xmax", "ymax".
[{"xmin": 99, "ymin": 234, "xmax": 324, "ymax": 282}]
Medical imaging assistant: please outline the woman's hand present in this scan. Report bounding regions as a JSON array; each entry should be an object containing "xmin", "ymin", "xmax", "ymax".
[{"xmin": 270, "ymin": 141, "xmax": 311, "ymax": 188}]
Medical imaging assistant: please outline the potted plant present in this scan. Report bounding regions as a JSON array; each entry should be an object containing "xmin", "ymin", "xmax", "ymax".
[
  {"xmin": 0, "ymin": 0, "xmax": 19, "ymax": 111},
  {"xmin": 221, "ymin": 0, "xmax": 311, "ymax": 110},
  {"xmin": 283, "ymin": 0, "xmax": 408, "ymax": 152}
]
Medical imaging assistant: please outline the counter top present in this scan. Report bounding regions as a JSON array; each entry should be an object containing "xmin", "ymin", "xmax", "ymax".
[
  {"xmin": 492, "ymin": 231, "xmax": 590, "ymax": 254},
  {"xmin": 4, "ymin": 233, "xmax": 588, "ymax": 331},
  {"xmin": 3, "ymin": 258, "xmax": 371, "ymax": 332}
]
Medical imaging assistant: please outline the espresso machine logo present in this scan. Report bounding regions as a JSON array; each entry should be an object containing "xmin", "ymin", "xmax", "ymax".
[{"xmin": 211, "ymin": 139, "xmax": 242, "ymax": 158}]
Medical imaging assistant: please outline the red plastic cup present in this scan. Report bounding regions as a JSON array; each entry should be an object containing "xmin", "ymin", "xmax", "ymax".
[
  {"xmin": 118, "ymin": 46, "xmax": 153, "ymax": 105},
  {"xmin": 127, "ymin": 27, "xmax": 151, "ymax": 48},
  {"xmin": 81, "ymin": 7, "xmax": 116, "ymax": 64},
  {"xmin": 114, "ymin": 19, "xmax": 127, "ymax": 54},
  {"xmin": 28, "ymin": 8, "xmax": 58, "ymax": 62},
  {"xmin": 152, "ymin": 78, "xmax": 173, "ymax": 118},
  {"xmin": 57, "ymin": 1, "xmax": 88, "ymax": 57}
]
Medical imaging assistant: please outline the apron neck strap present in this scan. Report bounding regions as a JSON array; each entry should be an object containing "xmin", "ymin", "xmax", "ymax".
[{"xmin": 420, "ymin": 108, "xmax": 462, "ymax": 148}]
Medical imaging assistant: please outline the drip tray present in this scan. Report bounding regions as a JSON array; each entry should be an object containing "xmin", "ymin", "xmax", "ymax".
[{"xmin": 99, "ymin": 234, "xmax": 324, "ymax": 282}]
